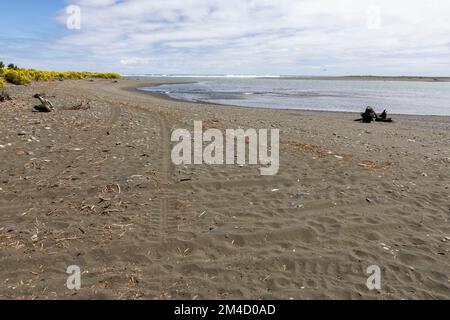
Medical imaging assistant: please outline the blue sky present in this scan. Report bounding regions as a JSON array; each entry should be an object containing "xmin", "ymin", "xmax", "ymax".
[
  {"xmin": 1, "ymin": 0, "xmax": 450, "ymax": 76},
  {"xmin": 2, "ymin": 1, "xmax": 61, "ymax": 35}
]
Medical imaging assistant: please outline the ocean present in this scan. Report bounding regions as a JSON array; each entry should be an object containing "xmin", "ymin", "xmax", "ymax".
[{"xmin": 136, "ymin": 76, "xmax": 450, "ymax": 116}]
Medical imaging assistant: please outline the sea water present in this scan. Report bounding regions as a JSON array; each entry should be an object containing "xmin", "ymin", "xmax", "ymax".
[{"xmin": 137, "ymin": 76, "xmax": 450, "ymax": 116}]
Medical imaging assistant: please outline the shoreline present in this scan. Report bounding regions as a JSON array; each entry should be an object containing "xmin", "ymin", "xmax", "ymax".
[
  {"xmin": 262, "ymin": 75, "xmax": 450, "ymax": 82},
  {"xmin": 131, "ymin": 80, "xmax": 450, "ymax": 119},
  {"xmin": 124, "ymin": 75, "xmax": 450, "ymax": 83}
]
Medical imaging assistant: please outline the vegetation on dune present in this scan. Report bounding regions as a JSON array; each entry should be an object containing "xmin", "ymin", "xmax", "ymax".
[
  {"xmin": 0, "ymin": 60, "xmax": 120, "ymax": 86},
  {"xmin": 3, "ymin": 70, "xmax": 32, "ymax": 85},
  {"xmin": 0, "ymin": 78, "xmax": 5, "ymax": 88}
]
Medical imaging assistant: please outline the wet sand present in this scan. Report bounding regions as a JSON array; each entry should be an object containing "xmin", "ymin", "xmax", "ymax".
[{"xmin": 0, "ymin": 79, "xmax": 449, "ymax": 299}]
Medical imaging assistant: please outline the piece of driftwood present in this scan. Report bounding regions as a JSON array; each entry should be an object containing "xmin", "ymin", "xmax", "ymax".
[
  {"xmin": 0, "ymin": 91, "xmax": 12, "ymax": 102},
  {"xmin": 375, "ymin": 109, "xmax": 393, "ymax": 122},
  {"xmin": 355, "ymin": 107, "xmax": 393, "ymax": 123},
  {"xmin": 63, "ymin": 100, "xmax": 91, "ymax": 110},
  {"xmin": 33, "ymin": 94, "xmax": 55, "ymax": 112},
  {"xmin": 354, "ymin": 107, "xmax": 377, "ymax": 123}
]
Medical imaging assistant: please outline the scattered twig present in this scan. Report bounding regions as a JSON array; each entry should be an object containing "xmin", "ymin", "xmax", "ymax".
[{"xmin": 55, "ymin": 236, "xmax": 81, "ymax": 242}]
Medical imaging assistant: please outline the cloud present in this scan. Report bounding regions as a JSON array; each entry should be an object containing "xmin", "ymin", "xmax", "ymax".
[
  {"xmin": 14, "ymin": 0, "xmax": 450, "ymax": 74},
  {"xmin": 120, "ymin": 57, "xmax": 152, "ymax": 65}
]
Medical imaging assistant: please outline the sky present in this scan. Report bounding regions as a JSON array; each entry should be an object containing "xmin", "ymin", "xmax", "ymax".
[{"xmin": 1, "ymin": 0, "xmax": 450, "ymax": 76}]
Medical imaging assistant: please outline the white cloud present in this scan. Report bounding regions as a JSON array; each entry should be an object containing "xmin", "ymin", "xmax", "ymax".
[
  {"xmin": 120, "ymin": 57, "xmax": 152, "ymax": 65},
  {"xmin": 49, "ymin": 0, "xmax": 450, "ymax": 75}
]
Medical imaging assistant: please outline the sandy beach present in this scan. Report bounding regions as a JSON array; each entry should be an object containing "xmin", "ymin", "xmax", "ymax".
[{"xmin": 0, "ymin": 78, "xmax": 449, "ymax": 300}]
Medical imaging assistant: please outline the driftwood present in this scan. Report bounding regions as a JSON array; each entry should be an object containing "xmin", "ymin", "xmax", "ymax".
[
  {"xmin": 62, "ymin": 100, "xmax": 91, "ymax": 110},
  {"xmin": 33, "ymin": 93, "xmax": 91, "ymax": 112},
  {"xmin": 0, "ymin": 91, "xmax": 12, "ymax": 102},
  {"xmin": 361, "ymin": 107, "xmax": 377, "ymax": 123},
  {"xmin": 33, "ymin": 94, "xmax": 55, "ymax": 112},
  {"xmin": 375, "ymin": 109, "xmax": 393, "ymax": 122},
  {"xmin": 355, "ymin": 107, "xmax": 393, "ymax": 123}
]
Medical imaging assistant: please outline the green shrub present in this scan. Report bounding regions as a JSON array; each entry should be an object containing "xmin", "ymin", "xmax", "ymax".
[
  {"xmin": 0, "ymin": 67, "xmax": 120, "ymax": 85},
  {"xmin": 91, "ymin": 72, "xmax": 121, "ymax": 79},
  {"xmin": 0, "ymin": 61, "xmax": 4, "ymax": 69},
  {"xmin": 27, "ymin": 70, "xmax": 51, "ymax": 82},
  {"xmin": 3, "ymin": 70, "xmax": 32, "ymax": 85},
  {"xmin": 0, "ymin": 78, "xmax": 5, "ymax": 87}
]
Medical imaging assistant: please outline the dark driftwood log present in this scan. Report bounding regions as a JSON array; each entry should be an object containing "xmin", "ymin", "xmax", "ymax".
[
  {"xmin": 361, "ymin": 107, "xmax": 377, "ymax": 123},
  {"xmin": 375, "ymin": 109, "xmax": 393, "ymax": 122},
  {"xmin": 33, "ymin": 94, "xmax": 54, "ymax": 112},
  {"xmin": 355, "ymin": 107, "xmax": 394, "ymax": 123},
  {"xmin": 375, "ymin": 118, "xmax": 393, "ymax": 122}
]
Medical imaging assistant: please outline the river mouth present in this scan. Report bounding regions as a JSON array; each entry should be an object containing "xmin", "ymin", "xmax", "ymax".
[{"xmin": 136, "ymin": 77, "xmax": 450, "ymax": 116}]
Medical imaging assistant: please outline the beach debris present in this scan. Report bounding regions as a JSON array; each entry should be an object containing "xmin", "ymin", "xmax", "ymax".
[
  {"xmin": 356, "ymin": 107, "xmax": 377, "ymax": 123},
  {"xmin": 355, "ymin": 107, "xmax": 393, "ymax": 123},
  {"xmin": 379, "ymin": 242, "xmax": 399, "ymax": 257},
  {"xmin": 0, "ymin": 90, "xmax": 12, "ymax": 102},
  {"xmin": 33, "ymin": 94, "xmax": 54, "ymax": 112},
  {"xmin": 15, "ymin": 148, "xmax": 26, "ymax": 156},
  {"xmin": 1, "ymin": 226, "xmax": 16, "ymax": 233},
  {"xmin": 33, "ymin": 93, "xmax": 90, "ymax": 112},
  {"xmin": 375, "ymin": 109, "xmax": 393, "ymax": 122},
  {"xmin": 295, "ymin": 191, "xmax": 308, "ymax": 198},
  {"xmin": 31, "ymin": 234, "xmax": 39, "ymax": 243},
  {"xmin": 99, "ymin": 196, "xmax": 111, "ymax": 203},
  {"xmin": 358, "ymin": 160, "xmax": 395, "ymax": 170},
  {"xmin": 63, "ymin": 100, "xmax": 91, "ymax": 110},
  {"xmin": 102, "ymin": 183, "xmax": 121, "ymax": 194},
  {"xmin": 289, "ymin": 203, "xmax": 304, "ymax": 209}
]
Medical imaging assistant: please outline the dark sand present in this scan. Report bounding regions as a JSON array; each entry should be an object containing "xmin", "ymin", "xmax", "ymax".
[{"xmin": 0, "ymin": 79, "xmax": 449, "ymax": 299}]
